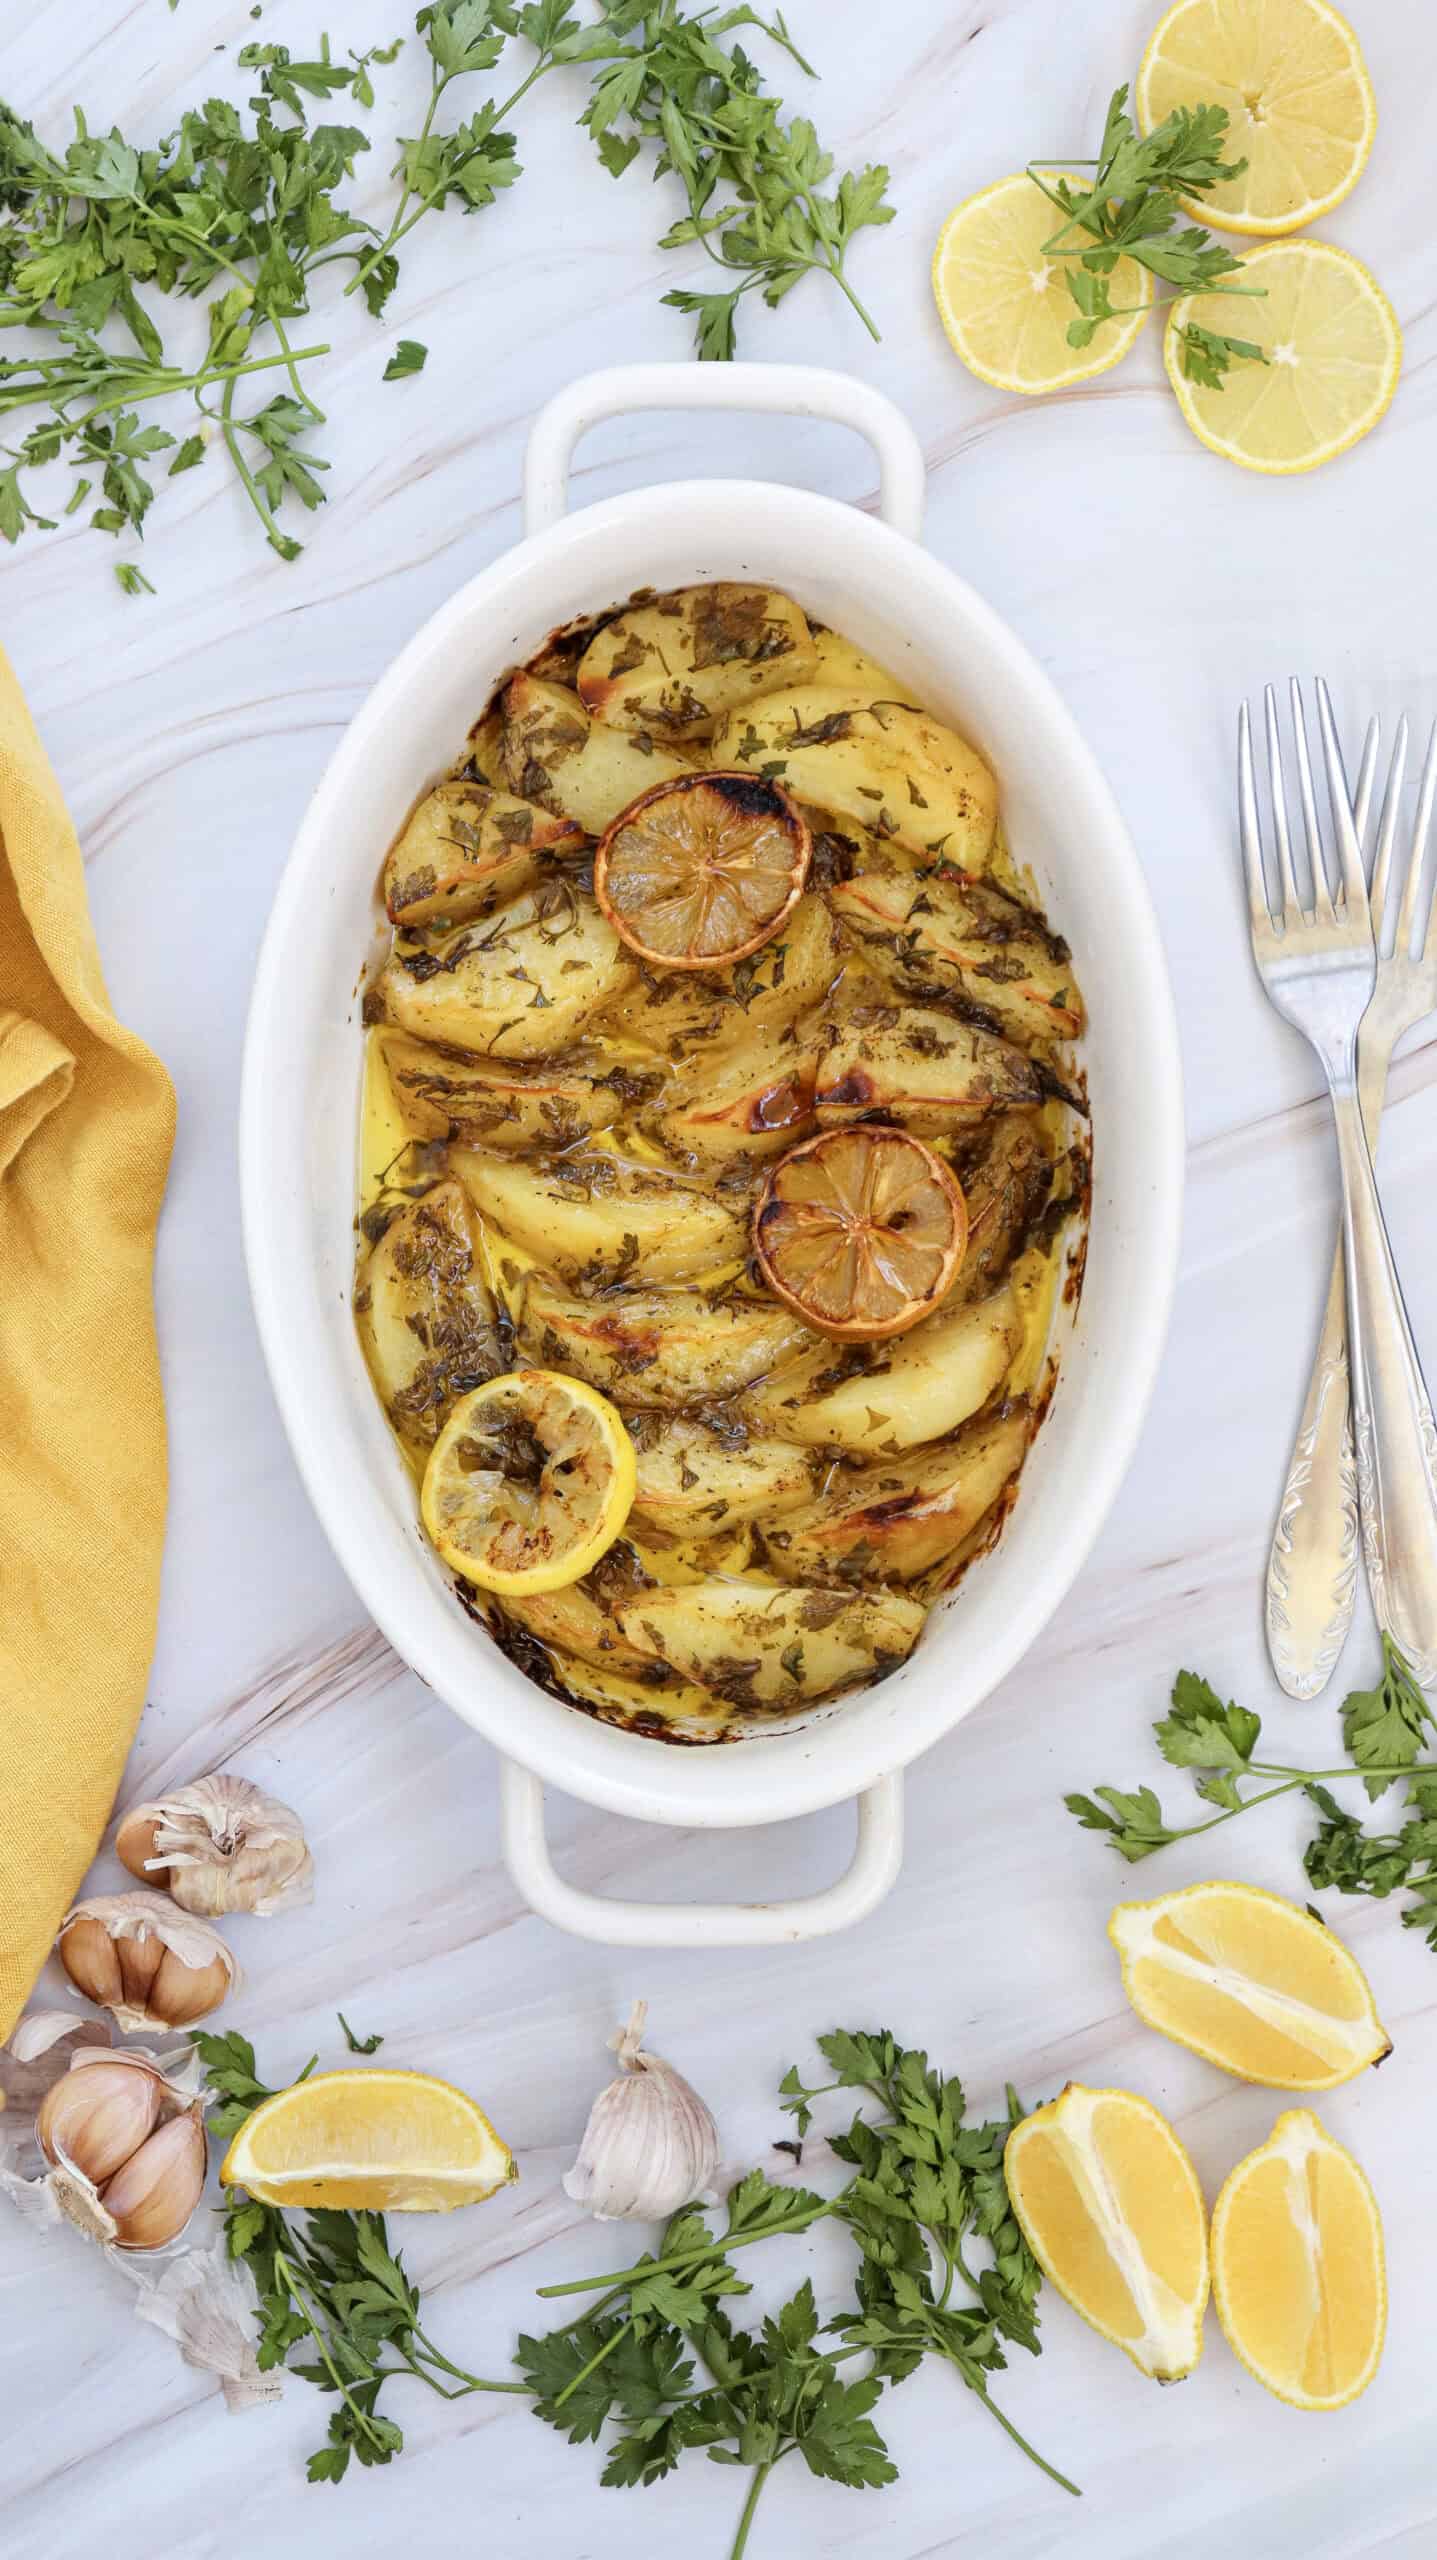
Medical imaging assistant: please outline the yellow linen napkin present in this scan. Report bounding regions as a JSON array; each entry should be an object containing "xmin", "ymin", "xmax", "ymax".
[{"xmin": 0, "ymin": 645, "xmax": 176, "ymax": 2040}]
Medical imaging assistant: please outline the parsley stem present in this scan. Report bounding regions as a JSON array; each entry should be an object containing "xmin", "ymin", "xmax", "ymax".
[
  {"xmin": 537, "ymin": 2207, "xmax": 832, "ymax": 2300},
  {"xmin": 1157, "ymin": 1762, "xmax": 1437, "ymax": 1846},
  {"xmin": 273, "ymin": 2250, "xmax": 395, "ymax": 2459},
  {"xmin": 407, "ymin": 2329, "xmax": 528, "ymax": 2395},
  {"xmin": 551, "ymin": 2315, "xmax": 635, "ymax": 2413},
  {"xmin": 728, "ymin": 2458, "xmax": 775, "ymax": 2560},
  {"xmin": 216, "ymin": 363, "xmax": 297, "ymax": 560},
  {"xmin": 343, "ymin": 49, "xmax": 562, "ymax": 302},
  {"xmin": 965, "ymin": 2377, "xmax": 1080, "ymax": 2497}
]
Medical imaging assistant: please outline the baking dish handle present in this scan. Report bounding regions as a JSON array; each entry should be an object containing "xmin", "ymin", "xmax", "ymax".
[
  {"xmin": 523, "ymin": 362, "xmax": 926, "ymax": 541},
  {"xmin": 499, "ymin": 1761, "xmax": 904, "ymax": 1947}
]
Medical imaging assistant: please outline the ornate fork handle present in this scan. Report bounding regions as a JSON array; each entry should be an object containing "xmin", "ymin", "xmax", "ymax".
[
  {"xmin": 1265, "ymin": 1041, "xmax": 1387, "ymax": 1698},
  {"xmin": 1328, "ymin": 1058, "xmax": 1437, "ymax": 1690}
]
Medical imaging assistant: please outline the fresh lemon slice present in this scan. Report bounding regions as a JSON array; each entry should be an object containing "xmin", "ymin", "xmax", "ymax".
[
  {"xmin": 1211, "ymin": 2109, "xmax": 1385, "ymax": 2407},
  {"xmin": 1004, "ymin": 2083, "xmax": 1208, "ymax": 2380},
  {"xmin": 753, "ymin": 1127, "xmax": 968, "ymax": 1341},
  {"xmin": 932, "ymin": 172, "xmax": 1153, "ymax": 394},
  {"xmin": 1108, "ymin": 1879, "xmax": 1391, "ymax": 2089},
  {"xmin": 1137, "ymin": 0, "xmax": 1376, "ymax": 237},
  {"xmin": 421, "ymin": 1369, "xmax": 636, "ymax": 1596},
  {"xmin": 594, "ymin": 771, "xmax": 811, "ymax": 971},
  {"xmin": 220, "ymin": 2068, "xmax": 516, "ymax": 2212},
  {"xmin": 1164, "ymin": 239, "xmax": 1400, "ymax": 475}
]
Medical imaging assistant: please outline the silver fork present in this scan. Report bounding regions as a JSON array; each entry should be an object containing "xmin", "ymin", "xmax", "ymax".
[
  {"xmin": 1265, "ymin": 706, "xmax": 1437, "ymax": 1694},
  {"xmin": 1240, "ymin": 679, "xmax": 1437, "ymax": 1689}
]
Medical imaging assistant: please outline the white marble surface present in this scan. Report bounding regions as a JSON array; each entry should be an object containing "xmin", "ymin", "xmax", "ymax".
[{"xmin": 4, "ymin": 0, "xmax": 1437, "ymax": 2552}]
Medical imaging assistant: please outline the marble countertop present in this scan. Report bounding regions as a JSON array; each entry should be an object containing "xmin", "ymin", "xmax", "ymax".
[{"xmin": 5, "ymin": 0, "xmax": 1437, "ymax": 2553}]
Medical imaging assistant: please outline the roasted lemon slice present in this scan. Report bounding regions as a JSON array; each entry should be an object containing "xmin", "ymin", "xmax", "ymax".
[
  {"xmin": 1004, "ymin": 2083, "xmax": 1208, "ymax": 2381},
  {"xmin": 1211, "ymin": 2110, "xmax": 1385, "ymax": 2408},
  {"xmin": 1108, "ymin": 1879, "xmax": 1391, "ymax": 2090},
  {"xmin": 220, "ymin": 2068, "xmax": 515, "ymax": 2212},
  {"xmin": 420, "ymin": 1369, "xmax": 636, "ymax": 1596},
  {"xmin": 594, "ymin": 771, "xmax": 811, "ymax": 970},
  {"xmin": 753, "ymin": 1127, "xmax": 968, "ymax": 1341},
  {"xmin": 1164, "ymin": 240, "xmax": 1400, "ymax": 476},
  {"xmin": 932, "ymin": 172, "xmax": 1153, "ymax": 393},
  {"xmin": 1137, "ymin": 0, "xmax": 1375, "ymax": 237}
]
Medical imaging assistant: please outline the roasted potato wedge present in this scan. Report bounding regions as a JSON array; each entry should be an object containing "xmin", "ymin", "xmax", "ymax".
[
  {"xmin": 378, "ymin": 886, "xmax": 635, "ymax": 1061},
  {"xmin": 355, "ymin": 1179, "xmax": 501, "ymax": 1452},
  {"xmin": 461, "ymin": 702, "xmax": 508, "ymax": 787},
  {"xmin": 806, "ymin": 627, "xmax": 922, "ymax": 705},
  {"xmin": 763, "ymin": 1402, "xmax": 1031, "ymax": 1583},
  {"xmin": 829, "ymin": 867, "xmax": 1083, "ymax": 1045},
  {"xmin": 453, "ymin": 1148, "xmax": 748, "ymax": 1285},
  {"xmin": 382, "ymin": 1034, "xmax": 623, "ymax": 1151},
  {"xmin": 653, "ymin": 1027, "xmax": 818, "ymax": 1166},
  {"xmin": 501, "ymin": 673, "xmax": 689, "ymax": 834},
  {"xmin": 628, "ymin": 1418, "xmax": 815, "ymax": 1536},
  {"xmin": 950, "ymin": 1111, "xmax": 1056, "ymax": 1302},
  {"xmin": 521, "ymin": 1270, "xmax": 808, "ymax": 1409},
  {"xmin": 383, "ymin": 780, "xmax": 582, "ymax": 931},
  {"xmin": 615, "ymin": 1576, "xmax": 924, "ymax": 1706},
  {"xmin": 498, "ymin": 1579, "xmax": 663, "ymax": 1677},
  {"xmin": 814, "ymin": 1009, "xmax": 1048, "ymax": 1133},
  {"xmin": 577, "ymin": 584, "xmax": 817, "ymax": 738},
  {"xmin": 744, "ymin": 1282, "xmax": 1022, "ymax": 1453},
  {"xmin": 711, "ymin": 687, "xmax": 997, "ymax": 867}
]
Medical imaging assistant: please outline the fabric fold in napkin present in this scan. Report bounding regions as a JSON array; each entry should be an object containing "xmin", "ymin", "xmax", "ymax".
[{"xmin": 0, "ymin": 646, "xmax": 175, "ymax": 2040}]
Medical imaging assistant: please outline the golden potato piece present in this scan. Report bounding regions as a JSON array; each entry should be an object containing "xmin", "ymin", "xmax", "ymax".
[
  {"xmin": 520, "ymin": 1270, "xmax": 808, "ymax": 1410},
  {"xmin": 378, "ymin": 887, "xmax": 635, "ymax": 1061},
  {"xmin": 355, "ymin": 1178, "xmax": 500, "ymax": 1452},
  {"xmin": 578, "ymin": 585, "xmax": 817, "ymax": 738},
  {"xmin": 629, "ymin": 1419, "xmax": 814, "ymax": 1536},
  {"xmin": 712, "ymin": 687, "xmax": 997, "ymax": 867},
  {"xmin": 615, "ymin": 1576, "xmax": 924, "ymax": 1707},
  {"xmin": 654, "ymin": 1029, "xmax": 817, "ymax": 1166},
  {"xmin": 815, "ymin": 1009, "xmax": 1048, "ymax": 1134},
  {"xmin": 453, "ymin": 1148, "xmax": 748, "ymax": 1286},
  {"xmin": 764, "ymin": 1402, "xmax": 1031, "ymax": 1582},
  {"xmin": 383, "ymin": 780, "xmax": 583, "ymax": 931},
  {"xmin": 498, "ymin": 1579, "xmax": 661, "ymax": 1677},
  {"xmin": 950, "ymin": 1111, "xmax": 1057, "ymax": 1303},
  {"xmin": 806, "ymin": 627, "xmax": 922, "ymax": 704},
  {"xmin": 382, "ymin": 1035, "xmax": 623, "ymax": 1151},
  {"xmin": 744, "ymin": 1282, "xmax": 1022, "ymax": 1453},
  {"xmin": 501, "ymin": 673, "xmax": 688, "ymax": 834},
  {"xmin": 830, "ymin": 868, "xmax": 1083, "ymax": 1045}
]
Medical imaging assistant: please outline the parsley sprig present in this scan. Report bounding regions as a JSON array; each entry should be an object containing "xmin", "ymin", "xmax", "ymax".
[
  {"xmin": 201, "ymin": 2023, "xmax": 1075, "ymax": 2536},
  {"xmin": 1067, "ymin": 1636, "xmax": 1437, "ymax": 1946},
  {"xmin": 1026, "ymin": 85, "xmax": 1269, "ymax": 391},
  {"xmin": 0, "ymin": 2, "xmax": 891, "ymax": 575}
]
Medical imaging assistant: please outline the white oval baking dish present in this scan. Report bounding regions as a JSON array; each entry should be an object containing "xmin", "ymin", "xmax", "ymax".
[{"xmin": 241, "ymin": 363, "xmax": 1183, "ymax": 1948}]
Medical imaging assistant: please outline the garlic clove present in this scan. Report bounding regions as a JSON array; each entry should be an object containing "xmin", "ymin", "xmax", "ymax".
[
  {"xmin": 37, "ymin": 2059, "xmax": 162, "ymax": 2185},
  {"xmin": 56, "ymin": 1892, "xmax": 237, "ymax": 2032},
  {"xmin": 55, "ymin": 1915, "xmax": 124, "ymax": 2011},
  {"xmin": 115, "ymin": 1774, "xmax": 313, "ymax": 1918},
  {"xmin": 562, "ymin": 2000, "xmax": 720, "ymax": 2224},
  {"xmin": 99, "ymin": 2107, "xmax": 207, "ymax": 2251}
]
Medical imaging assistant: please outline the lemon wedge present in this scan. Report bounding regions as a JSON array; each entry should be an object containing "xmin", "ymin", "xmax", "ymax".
[
  {"xmin": 1137, "ymin": 0, "xmax": 1376, "ymax": 237},
  {"xmin": 220, "ymin": 2068, "xmax": 516, "ymax": 2212},
  {"xmin": 1165, "ymin": 239, "xmax": 1399, "ymax": 474},
  {"xmin": 1108, "ymin": 1879, "xmax": 1391, "ymax": 2089},
  {"xmin": 1211, "ymin": 2109, "xmax": 1385, "ymax": 2407},
  {"xmin": 932, "ymin": 172, "xmax": 1153, "ymax": 394},
  {"xmin": 1003, "ymin": 2083, "xmax": 1208, "ymax": 2380},
  {"xmin": 421, "ymin": 1368, "xmax": 636, "ymax": 1597}
]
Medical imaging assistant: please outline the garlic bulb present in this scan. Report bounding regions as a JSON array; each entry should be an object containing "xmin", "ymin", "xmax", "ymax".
[
  {"xmin": 563, "ymin": 2001, "xmax": 719, "ymax": 2223},
  {"xmin": 35, "ymin": 2049, "xmax": 207, "ymax": 2250},
  {"xmin": 57, "ymin": 1890, "xmax": 237, "ymax": 2030},
  {"xmin": 115, "ymin": 1774, "xmax": 313, "ymax": 1918}
]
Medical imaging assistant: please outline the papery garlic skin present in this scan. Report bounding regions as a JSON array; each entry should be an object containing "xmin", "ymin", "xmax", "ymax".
[
  {"xmin": 56, "ymin": 1891, "xmax": 237, "ymax": 2031},
  {"xmin": 122, "ymin": 2235, "xmax": 282, "ymax": 2411},
  {"xmin": 562, "ymin": 2001, "xmax": 720, "ymax": 2224},
  {"xmin": 115, "ymin": 1774, "xmax": 313, "ymax": 1918}
]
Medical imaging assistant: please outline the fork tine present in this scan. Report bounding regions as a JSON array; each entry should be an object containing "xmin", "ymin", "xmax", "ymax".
[
  {"xmin": 1290, "ymin": 678, "xmax": 1336, "ymax": 921},
  {"xmin": 1353, "ymin": 713, "xmax": 1380, "ymax": 854},
  {"xmin": 1264, "ymin": 684, "xmax": 1301, "ymax": 920},
  {"xmin": 1238, "ymin": 700, "xmax": 1271, "ymax": 935},
  {"xmin": 1400, "ymin": 716, "xmax": 1437, "ymax": 960},
  {"xmin": 1316, "ymin": 677, "xmax": 1368, "ymax": 921},
  {"xmin": 1370, "ymin": 714, "xmax": 1410, "ymax": 955}
]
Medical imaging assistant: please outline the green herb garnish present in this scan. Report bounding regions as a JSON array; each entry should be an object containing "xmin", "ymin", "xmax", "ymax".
[
  {"xmin": 1067, "ymin": 1635, "xmax": 1437, "ymax": 1943},
  {"xmin": 1027, "ymin": 85, "xmax": 1269, "ymax": 388}
]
